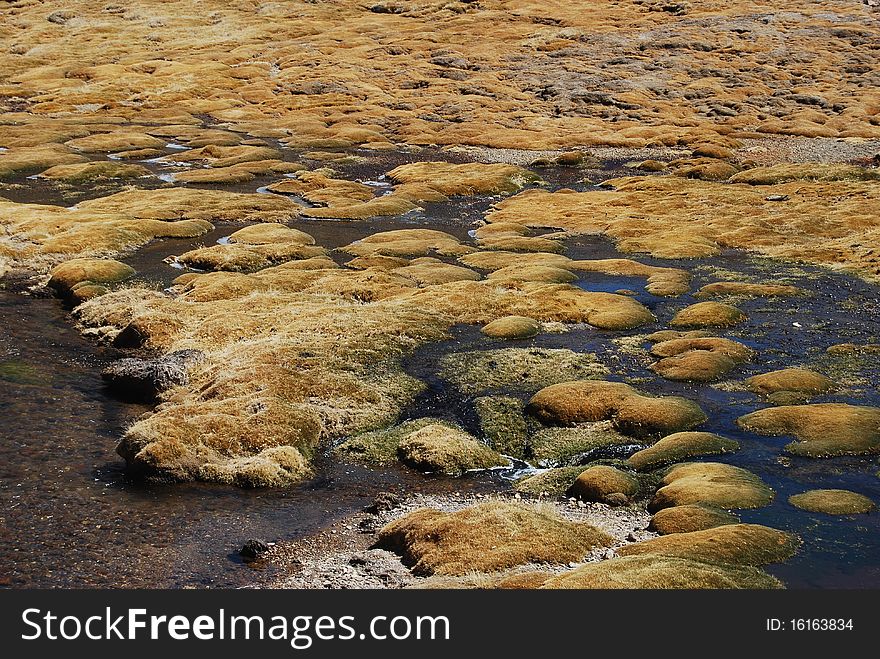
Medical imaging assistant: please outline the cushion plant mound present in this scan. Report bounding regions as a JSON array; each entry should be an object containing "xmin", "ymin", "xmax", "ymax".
[
  {"xmin": 514, "ymin": 466, "xmax": 586, "ymax": 497},
  {"xmin": 649, "ymin": 462, "xmax": 774, "ymax": 512},
  {"xmin": 375, "ymin": 501, "xmax": 614, "ymax": 576},
  {"xmin": 480, "ymin": 316, "xmax": 541, "ymax": 339},
  {"xmin": 528, "ymin": 422, "xmax": 636, "ymax": 467},
  {"xmin": 627, "ymin": 432, "xmax": 740, "ymax": 471},
  {"xmin": 48, "ymin": 258, "xmax": 135, "ymax": 295},
  {"xmin": 440, "ymin": 348, "xmax": 608, "ymax": 395},
  {"xmin": 567, "ymin": 465, "xmax": 640, "ymax": 504},
  {"xmin": 696, "ymin": 282, "xmax": 801, "ymax": 298},
  {"xmin": 646, "ymin": 329, "xmax": 714, "ymax": 343},
  {"xmin": 38, "ymin": 161, "xmax": 151, "ymax": 182},
  {"xmin": 335, "ymin": 418, "xmax": 444, "ymax": 466},
  {"xmin": 486, "ymin": 264, "xmax": 577, "ymax": 285},
  {"xmin": 788, "ymin": 489, "xmax": 875, "ymax": 515},
  {"xmin": 617, "ymin": 523, "xmax": 800, "ymax": 566},
  {"xmin": 474, "ymin": 396, "xmax": 529, "ymax": 458},
  {"xmin": 526, "ymin": 380, "xmax": 707, "ymax": 438},
  {"xmin": 649, "ymin": 336, "xmax": 752, "ymax": 382},
  {"xmin": 397, "ymin": 423, "xmax": 505, "ymax": 475},
  {"xmin": 745, "ymin": 368, "xmax": 834, "ymax": 398},
  {"xmin": 648, "ymin": 504, "xmax": 741, "ymax": 535},
  {"xmin": 541, "ymin": 555, "xmax": 783, "ymax": 589},
  {"xmin": 737, "ymin": 403, "xmax": 880, "ymax": 457},
  {"xmin": 670, "ymin": 302, "xmax": 747, "ymax": 328}
]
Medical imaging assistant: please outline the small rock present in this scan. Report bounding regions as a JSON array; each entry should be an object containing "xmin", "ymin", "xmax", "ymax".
[
  {"xmin": 765, "ymin": 194, "xmax": 789, "ymax": 202},
  {"xmin": 606, "ymin": 492, "xmax": 630, "ymax": 506},
  {"xmin": 365, "ymin": 491, "xmax": 402, "ymax": 514},
  {"xmin": 240, "ymin": 538, "xmax": 271, "ymax": 561}
]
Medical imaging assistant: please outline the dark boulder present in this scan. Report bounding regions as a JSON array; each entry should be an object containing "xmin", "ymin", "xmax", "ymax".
[{"xmin": 102, "ymin": 349, "xmax": 203, "ymax": 400}]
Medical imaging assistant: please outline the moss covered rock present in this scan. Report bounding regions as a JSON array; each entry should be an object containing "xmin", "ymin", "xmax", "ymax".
[
  {"xmin": 788, "ymin": 489, "xmax": 875, "ymax": 515},
  {"xmin": 617, "ymin": 523, "xmax": 799, "ymax": 566},
  {"xmin": 649, "ymin": 462, "xmax": 774, "ymax": 511},
  {"xmin": 737, "ymin": 403, "xmax": 880, "ymax": 457},
  {"xmin": 480, "ymin": 315, "xmax": 541, "ymax": 339},
  {"xmin": 376, "ymin": 501, "xmax": 613, "ymax": 576},
  {"xmin": 568, "ymin": 465, "xmax": 639, "ymax": 504},
  {"xmin": 670, "ymin": 302, "xmax": 746, "ymax": 328},
  {"xmin": 649, "ymin": 504, "xmax": 741, "ymax": 535},
  {"xmin": 526, "ymin": 380, "xmax": 707, "ymax": 438},
  {"xmin": 542, "ymin": 555, "xmax": 782, "ymax": 589},
  {"xmin": 627, "ymin": 432, "xmax": 740, "ymax": 471},
  {"xmin": 397, "ymin": 423, "xmax": 505, "ymax": 475}
]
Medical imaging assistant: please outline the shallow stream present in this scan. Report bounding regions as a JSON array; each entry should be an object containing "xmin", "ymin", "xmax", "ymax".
[{"xmin": 2, "ymin": 138, "xmax": 879, "ymax": 588}]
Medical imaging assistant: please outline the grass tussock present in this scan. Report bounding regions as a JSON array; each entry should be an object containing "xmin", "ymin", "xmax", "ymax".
[{"xmin": 376, "ymin": 501, "xmax": 613, "ymax": 576}]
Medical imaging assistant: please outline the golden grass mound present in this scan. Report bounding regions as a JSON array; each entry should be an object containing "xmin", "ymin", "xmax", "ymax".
[
  {"xmin": 542, "ymin": 555, "xmax": 782, "ymax": 589},
  {"xmin": 486, "ymin": 265, "xmax": 576, "ymax": 284},
  {"xmin": 158, "ymin": 144, "xmax": 282, "ymax": 167},
  {"xmin": 48, "ymin": 258, "xmax": 135, "ymax": 295},
  {"xmin": 171, "ymin": 160, "xmax": 300, "ymax": 184},
  {"xmin": 617, "ymin": 524, "xmax": 800, "ymax": 566},
  {"xmin": 376, "ymin": 501, "xmax": 613, "ymax": 576},
  {"xmin": 649, "ymin": 336, "xmax": 752, "ymax": 382},
  {"xmin": 570, "ymin": 258, "xmax": 690, "ymax": 296},
  {"xmin": 341, "ymin": 229, "xmax": 468, "ymax": 258},
  {"xmin": 729, "ymin": 164, "xmax": 880, "ymax": 186},
  {"xmin": 526, "ymin": 380, "xmax": 707, "ymax": 438},
  {"xmin": 65, "ymin": 131, "xmax": 166, "ymax": 153},
  {"xmin": 649, "ymin": 462, "xmax": 774, "ymax": 511},
  {"xmin": 77, "ymin": 188, "xmax": 302, "ymax": 223},
  {"xmin": 480, "ymin": 316, "xmax": 541, "ymax": 339},
  {"xmin": 0, "ymin": 198, "xmax": 213, "ymax": 271},
  {"xmin": 528, "ymin": 422, "xmax": 635, "ymax": 467},
  {"xmin": 788, "ymin": 489, "xmax": 876, "ymax": 515},
  {"xmin": 486, "ymin": 175, "xmax": 880, "ymax": 280},
  {"xmin": 38, "ymin": 161, "xmax": 152, "ymax": 182},
  {"xmin": 737, "ymin": 403, "xmax": 880, "ymax": 457},
  {"xmin": 176, "ymin": 242, "xmax": 327, "ymax": 272},
  {"xmin": 696, "ymin": 282, "xmax": 802, "ymax": 298},
  {"xmin": 670, "ymin": 302, "xmax": 746, "ymax": 328},
  {"xmin": 458, "ymin": 251, "xmax": 573, "ymax": 272},
  {"xmin": 439, "ymin": 348, "xmax": 608, "ymax": 395},
  {"xmin": 0, "ymin": 144, "xmax": 87, "ymax": 179},
  {"xmin": 386, "ymin": 161, "xmax": 540, "ymax": 196},
  {"xmin": 229, "ymin": 224, "xmax": 315, "ymax": 246},
  {"xmin": 646, "ymin": 329, "xmax": 713, "ymax": 343},
  {"xmin": 568, "ymin": 465, "xmax": 639, "ymax": 503},
  {"xmin": 649, "ymin": 504, "xmax": 740, "ymax": 535},
  {"xmin": 745, "ymin": 368, "xmax": 834, "ymax": 399},
  {"xmin": 397, "ymin": 423, "xmax": 505, "ymax": 475},
  {"xmin": 627, "ymin": 432, "xmax": 740, "ymax": 471},
  {"xmin": 391, "ymin": 260, "xmax": 481, "ymax": 287},
  {"xmin": 404, "ymin": 281, "xmax": 655, "ymax": 329}
]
